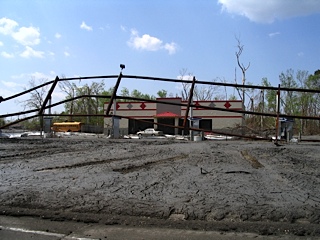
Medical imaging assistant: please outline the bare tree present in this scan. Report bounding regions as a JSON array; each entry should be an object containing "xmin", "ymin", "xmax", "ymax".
[
  {"xmin": 213, "ymin": 77, "xmax": 237, "ymax": 100},
  {"xmin": 59, "ymin": 78, "xmax": 105, "ymax": 124},
  {"xmin": 178, "ymin": 68, "xmax": 217, "ymax": 101},
  {"xmin": 193, "ymin": 85, "xmax": 216, "ymax": 101},
  {"xmin": 59, "ymin": 76, "xmax": 78, "ymax": 121},
  {"xmin": 235, "ymin": 36, "xmax": 250, "ymax": 132},
  {"xmin": 235, "ymin": 36, "xmax": 250, "ymax": 101},
  {"xmin": 19, "ymin": 77, "xmax": 50, "ymax": 132},
  {"xmin": 22, "ymin": 77, "xmax": 49, "ymax": 110},
  {"xmin": 179, "ymin": 68, "xmax": 193, "ymax": 100}
]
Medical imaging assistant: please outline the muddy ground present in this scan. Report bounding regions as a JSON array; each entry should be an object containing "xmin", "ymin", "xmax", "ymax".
[{"xmin": 0, "ymin": 137, "xmax": 320, "ymax": 237}]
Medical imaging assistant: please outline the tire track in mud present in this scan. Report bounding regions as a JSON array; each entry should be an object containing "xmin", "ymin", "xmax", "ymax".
[
  {"xmin": 33, "ymin": 154, "xmax": 146, "ymax": 172},
  {"xmin": 113, "ymin": 154, "xmax": 188, "ymax": 174},
  {"xmin": 0, "ymin": 149, "xmax": 69, "ymax": 163},
  {"xmin": 0, "ymin": 138, "xmax": 116, "ymax": 163},
  {"xmin": 33, "ymin": 154, "xmax": 186, "ymax": 173},
  {"xmin": 0, "ymin": 144, "xmax": 88, "ymax": 164}
]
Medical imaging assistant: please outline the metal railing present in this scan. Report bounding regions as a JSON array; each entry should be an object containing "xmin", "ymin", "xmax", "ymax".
[{"xmin": 1, "ymin": 70, "xmax": 320, "ymax": 141}]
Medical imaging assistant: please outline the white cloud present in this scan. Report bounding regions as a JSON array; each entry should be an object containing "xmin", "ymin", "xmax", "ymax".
[
  {"xmin": 64, "ymin": 51, "xmax": 70, "ymax": 57},
  {"xmin": 0, "ymin": 87, "xmax": 19, "ymax": 98},
  {"xmin": 0, "ymin": 18, "xmax": 45, "ymax": 60},
  {"xmin": 129, "ymin": 30, "xmax": 162, "ymax": 51},
  {"xmin": 218, "ymin": 0, "xmax": 320, "ymax": 23},
  {"xmin": 0, "ymin": 41, "xmax": 3, "ymax": 46},
  {"xmin": 175, "ymin": 75, "xmax": 194, "ymax": 92},
  {"xmin": 1, "ymin": 80, "xmax": 25, "ymax": 88},
  {"xmin": 0, "ymin": 18, "xmax": 41, "ymax": 49},
  {"xmin": 128, "ymin": 29, "xmax": 178, "ymax": 54},
  {"xmin": 0, "ymin": 17, "xmax": 18, "ymax": 35},
  {"xmin": 55, "ymin": 33, "xmax": 61, "ymax": 39},
  {"xmin": 99, "ymin": 24, "xmax": 110, "ymax": 31},
  {"xmin": 164, "ymin": 42, "xmax": 178, "ymax": 55},
  {"xmin": 1, "ymin": 51, "xmax": 14, "ymax": 58},
  {"xmin": 177, "ymin": 75, "xmax": 194, "ymax": 81},
  {"xmin": 12, "ymin": 26, "xmax": 41, "ymax": 45},
  {"xmin": 52, "ymin": 90, "xmax": 67, "ymax": 102},
  {"xmin": 10, "ymin": 73, "xmax": 25, "ymax": 79},
  {"xmin": 30, "ymin": 71, "xmax": 55, "ymax": 80},
  {"xmin": 0, "ymin": 80, "xmax": 26, "ymax": 98},
  {"xmin": 268, "ymin": 32, "xmax": 280, "ymax": 38},
  {"xmin": 20, "ymin": 46, "xmax": 44, "ymax": 58},
  {"xmin": 11, "ymin": 71, "xmax": 55, "ymax": 81},
  {"xmin": 80, "ymin": 21, "xmax": 92, "ymax": 31}
]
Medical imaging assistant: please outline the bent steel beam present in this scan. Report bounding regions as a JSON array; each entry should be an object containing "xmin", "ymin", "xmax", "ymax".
[
  {"xmin": 39, "ymin": 76, "xmax": 59, "ymax": 115},
  {"xmin": 183, "ymin": 76, "xmax": 196, "ymax": 129},
  {"xmin": 105, "ymin": 73, "xmax": 122, "ymax": 116}
]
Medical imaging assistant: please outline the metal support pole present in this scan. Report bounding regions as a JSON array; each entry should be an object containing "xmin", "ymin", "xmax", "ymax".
[
  {"xmin": 189, "ymin": 98, "xmax": 193, "ymax": 141},
  {"xmin": 39, "ymin": 76, "xmax": 59, "ymax": 115},
  {"xmin": 260, "ymin": 90, "xmax": 264, "ymax": 132},
  {"xmin": 182, "ymin": 76, "xmax": 196, "ymax": 136},
  {"xmin": 106, "ymin": 66, "xmax": 124, "ymax": 138},
  {"xmin": 39, "ymin": 76, "xmax": 59, "ymax": 138},
  {"xmin": 275, "ymin": 84, "xmax": 281, "ymax": 145},
  {"xmin": 105, "ymin": 73, "xmax": 122, "ymax": 116}
]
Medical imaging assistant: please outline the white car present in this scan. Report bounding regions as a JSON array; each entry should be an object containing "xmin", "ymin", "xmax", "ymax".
[{"xmin": 136, "ymin": 128, "xmax": 163, "ymax": 137}]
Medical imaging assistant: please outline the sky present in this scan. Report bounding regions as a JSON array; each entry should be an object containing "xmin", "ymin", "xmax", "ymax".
[{"xmin": 1, "ymin": 0, "xmax": 320, "ymax": 116}]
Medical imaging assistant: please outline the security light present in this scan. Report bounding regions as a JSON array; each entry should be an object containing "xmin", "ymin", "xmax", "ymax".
[{"xmin": 120, "ymin": 64, "xmax": 125, "ymax": 70}]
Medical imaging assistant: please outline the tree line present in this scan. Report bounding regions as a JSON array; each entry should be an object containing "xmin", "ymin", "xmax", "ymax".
[{"xmin": 247, "ymin": 69, "xmax": 320, "ymax": 135}]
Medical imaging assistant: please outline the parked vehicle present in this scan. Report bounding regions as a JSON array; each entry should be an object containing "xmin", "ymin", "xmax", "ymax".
[
  {"xmin": 204, "ymin": 134, "xmax": 233, "ymax": 140},
  {"xmin": 52, "ymin": 122, "xmax": 81, "ymax": 132},
  {"xmin": 136, "ymin": 128, "xmax": 163, "ymax": 137}
]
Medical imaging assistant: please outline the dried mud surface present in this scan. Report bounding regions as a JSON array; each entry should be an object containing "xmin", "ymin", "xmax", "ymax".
[{"xmin": 1, "ymin": 137, "xmax": 320, "ymax": 237}]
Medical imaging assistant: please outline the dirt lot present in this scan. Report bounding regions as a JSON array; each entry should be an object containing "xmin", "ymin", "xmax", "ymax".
[{"xmin": 1, "ymin": 136, "xmax": 320, "ymax": 237}]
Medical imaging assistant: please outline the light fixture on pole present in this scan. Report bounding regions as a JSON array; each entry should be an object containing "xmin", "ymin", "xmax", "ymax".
[{"xmin": 120, "ymin": 64, "xmax": 125, "ymax": 72}]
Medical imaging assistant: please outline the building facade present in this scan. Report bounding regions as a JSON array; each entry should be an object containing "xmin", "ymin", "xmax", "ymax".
[{"xmin": 104, "ymin": 98, "xmax": 242, "ymax": 136}]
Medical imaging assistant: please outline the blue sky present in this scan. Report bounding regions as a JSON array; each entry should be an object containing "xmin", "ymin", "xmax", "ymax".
[{"xmin": 1, "ymin": 0, "xmax": 320, "ymax": 115}]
